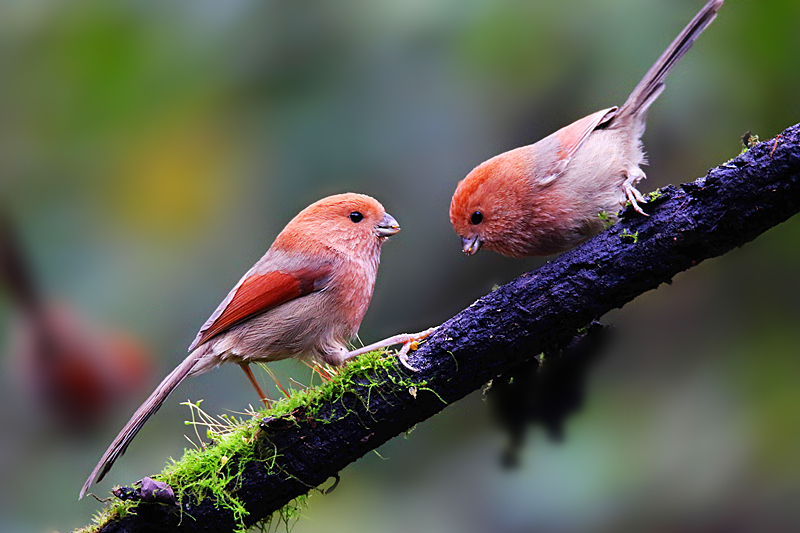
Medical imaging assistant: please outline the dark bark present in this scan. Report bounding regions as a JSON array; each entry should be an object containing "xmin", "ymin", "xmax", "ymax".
[{"xmin": 92, "ymin": 123, "xmax": 800, "ymax": 533}]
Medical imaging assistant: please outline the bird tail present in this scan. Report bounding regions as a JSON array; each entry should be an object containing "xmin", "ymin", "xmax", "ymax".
[
  {"xmin": 618, "ymin": 0, "xmax": 723, "ymax": 122},
  {"xmin": 79, "ymin": 350, "xmax": 202, "ymax": 499}
]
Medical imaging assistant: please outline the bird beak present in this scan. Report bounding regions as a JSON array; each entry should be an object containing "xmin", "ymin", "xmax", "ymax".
[
  {"xmin": 461, "ymin": 235, "xmax": 482, "ymax": 255},
  {"xmin": 375, "ymin": 213, "xmax": 401, "ymax": 237}
]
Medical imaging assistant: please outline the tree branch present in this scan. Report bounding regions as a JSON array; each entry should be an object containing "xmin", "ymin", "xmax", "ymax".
[{"xmin": 85, "ymin": 122, "xmax": 800, "ymax": 533}]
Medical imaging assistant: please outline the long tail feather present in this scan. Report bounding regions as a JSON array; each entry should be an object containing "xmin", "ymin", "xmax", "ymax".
[
  {"xmin": 79, "ymin": 351, "xmax": 202, "ymax": 499},
  {"xmin": 619, "ymin": 0, "xmax": 723, "ymax": 121}
]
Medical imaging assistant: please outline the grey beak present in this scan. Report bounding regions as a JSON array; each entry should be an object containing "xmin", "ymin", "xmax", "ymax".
[
  {"xmin": 461, "ymin": 235, "xmax": 482, "ymax": 255},
  {"xmin": 375, "ymin": 213, "xmax": 400, "ymax": 237}
]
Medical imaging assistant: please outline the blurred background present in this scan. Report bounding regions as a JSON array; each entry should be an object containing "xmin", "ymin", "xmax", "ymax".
[{"xmin": 0, "ymin": 0, "xmax": 798, "ymax": 531}]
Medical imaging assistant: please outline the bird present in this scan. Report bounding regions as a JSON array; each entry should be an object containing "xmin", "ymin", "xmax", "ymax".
[
  {"xmin": 450, "ymin": 0, "xmax": 724, "ymax": 258},
  {"xmin": 0, "ymin": 213, "xmax": 152, "ymax": 433},
  {"xmin": 80, "ymin": 193, "xmax": 432, "ymax": 499}
]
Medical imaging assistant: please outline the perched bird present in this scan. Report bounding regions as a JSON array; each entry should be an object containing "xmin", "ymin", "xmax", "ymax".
[
  {"xmin": 450, "ymin": 0, "xmax": 723, "ymax": 258},
  {"xmin": 80, "ymin": 193, "xmax": 430, "ymax": 499}
]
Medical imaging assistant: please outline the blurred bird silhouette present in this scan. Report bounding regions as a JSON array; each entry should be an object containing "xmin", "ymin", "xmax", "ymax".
[
  {"xmin": 486, "ymin": 322, "xmax": 611, "ymax": 468},
  {"xmin": 0, "ymin": 213, "xmax": 152, "ymax": 433}
]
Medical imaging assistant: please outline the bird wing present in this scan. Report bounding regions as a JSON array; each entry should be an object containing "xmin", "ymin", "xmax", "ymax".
[
  {"xmin": 188, "ymin": 265, "xmax": 332, "ymax": 351},
  {"xmin": 538, "ymin": 107, "xmax": 618, "ymax": 185}
]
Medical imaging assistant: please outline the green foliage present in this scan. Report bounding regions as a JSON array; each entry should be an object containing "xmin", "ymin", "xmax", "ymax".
[
  {"xmin": 740, "ymin": 131, "xmax": 760, "ymax": 154},
  {"xmin": 598, "ymin": 211, "xmax": 615, "ymax": 229},
  {"xmin": 620, "ymin": 229, "xmax": 639, "ymax": 244},
  {"xmin": 72, "ymin": 499, "xmax": 139, "ymax": 533}
]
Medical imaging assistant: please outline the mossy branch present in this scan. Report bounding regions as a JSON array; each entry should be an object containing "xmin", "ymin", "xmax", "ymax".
[{"xmin": 78, "ymin": 122, "xmax": 800, "ymax": 533}]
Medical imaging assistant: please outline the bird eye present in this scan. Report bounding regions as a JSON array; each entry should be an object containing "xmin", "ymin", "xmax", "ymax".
[
  {"xmin": 470, "ymin": 211, "xmax": 483, "ymax": 225},
  {"xmin": 349, "ymin": 211, "xmax": 364, "ymax": 223}
]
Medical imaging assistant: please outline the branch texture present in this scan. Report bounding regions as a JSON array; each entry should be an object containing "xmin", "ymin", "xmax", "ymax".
[{"xmin": 90, "ymin": 123, "xmax": 800, "ymax": 533}]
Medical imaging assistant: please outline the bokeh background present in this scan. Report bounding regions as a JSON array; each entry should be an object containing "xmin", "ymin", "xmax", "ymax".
[{"xmin": 1, "ymin": 0, "xmax": 799, "ymax": 532}]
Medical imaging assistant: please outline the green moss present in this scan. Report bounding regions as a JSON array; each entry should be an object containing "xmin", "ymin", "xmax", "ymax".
[
  {"xmin": 740, "ymin": 131, "xmax": 760, "ymax": 154},
  {"xmin": 71, "ymin": 499, "xmax": 139, "ymax": 533},
  {"xmin": 252, "ymin": 494, "xmax": 308, "ymax": 533},
  {"xmin": 597, "ymin": 210, "xmax": 615, "ymax": 229},
  {"xmin": 620, "ymin": 229, "xmax": 639, "ymax": 244},
  {"xmin": 79, "ymin": 348, "xmax": 437, "ymax": 533},
  {"xmin": 647, "ymin": 188, "xmax": 663, "ymax": 202}
]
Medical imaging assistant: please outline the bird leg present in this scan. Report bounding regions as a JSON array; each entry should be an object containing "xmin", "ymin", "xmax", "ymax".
[
  {"xmin": 239, "ymin": 363, "xmax": 271, "ymax": 408},
  {"xmin": 345, "ymin": 327, "xmax": 437, "ymax": 372},
  {"xmin": 622, "ymin": 167, "xmax": 649, "ymax": 216}
]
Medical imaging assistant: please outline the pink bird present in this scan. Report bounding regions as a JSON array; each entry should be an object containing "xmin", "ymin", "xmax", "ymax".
[
  {"xmin": 451, "ymin": 0, "xmax": 723, "ymax": 258},
  {"xmin": 80, "ymin": 193, "xmax": 432, "ymax": 498}
]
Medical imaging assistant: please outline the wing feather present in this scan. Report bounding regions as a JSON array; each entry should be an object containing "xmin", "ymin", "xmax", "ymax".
[
  {"xmin": 188, "ymin": 265, "xmax": 331, "ymax": 351},
  {"xmin": 539, "ymin": 107, "xmax": 618, "ymax": 184}
]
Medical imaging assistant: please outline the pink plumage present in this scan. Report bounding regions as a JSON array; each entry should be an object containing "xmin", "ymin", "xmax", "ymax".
[
  {"xmin": 80, "ymin": 193, "xmax": 401, "ymax": 498},
  {"xmin": 451, "ymin": 0, "xmax": 723, "ymax": 258}
]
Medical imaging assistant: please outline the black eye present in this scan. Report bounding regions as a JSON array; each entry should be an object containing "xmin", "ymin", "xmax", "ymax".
[
  {"xmin": 470, "ymin": 211, "xmax": 483, "ymax": 225},
  {"xmin": 349, "ymin": 211, "xmax": 364, "ymax": 223}
]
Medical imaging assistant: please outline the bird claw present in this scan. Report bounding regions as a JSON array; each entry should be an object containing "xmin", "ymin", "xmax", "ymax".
[
  {"xmin": 394, "ymin": 327, "xmax": 436, "ymax": 372},
  {"xmin": 343, "ymin": 327, "xmax": 437, "ymax": 369},
  {"xmin": 623, "ymin": 183, "xmax": 649, "ymax": 216},
  {"xmin": 622, "ymin": 168, "xmax": 649, "ymax": 217},
  {"xmin": 396, "ymin": 341, "xmax": 419, "ymax": 372}
]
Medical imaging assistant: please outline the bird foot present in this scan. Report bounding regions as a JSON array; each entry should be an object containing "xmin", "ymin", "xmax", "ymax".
[
  {"xmin": 623, "ymin": 183, "xmax": 649, "ymax": 216},
  {"xmin": 345, "ymin": 327, "xmax": 437, "ymax": 371},
  {"xmin": 622, "ymin": 167, "xmax": 649, "ymax": 216}
]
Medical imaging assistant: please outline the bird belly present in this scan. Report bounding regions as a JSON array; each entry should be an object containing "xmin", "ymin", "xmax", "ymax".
[
  {"xmin": 192, "ymin": 290, "xmax": 350, "ymax": 373},
  {"xmin": 563, "ymin": 127, "xmax": 645, "ymax": 221}
]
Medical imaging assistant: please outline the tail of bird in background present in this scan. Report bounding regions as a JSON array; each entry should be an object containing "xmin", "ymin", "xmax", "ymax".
[
  {"xmin": 79, "ymin": 350, "xmax": 202, "ymax": 499},
  {"xmin": 618, "ymin": 0, "xmax": 723, "ymax": 122}
]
